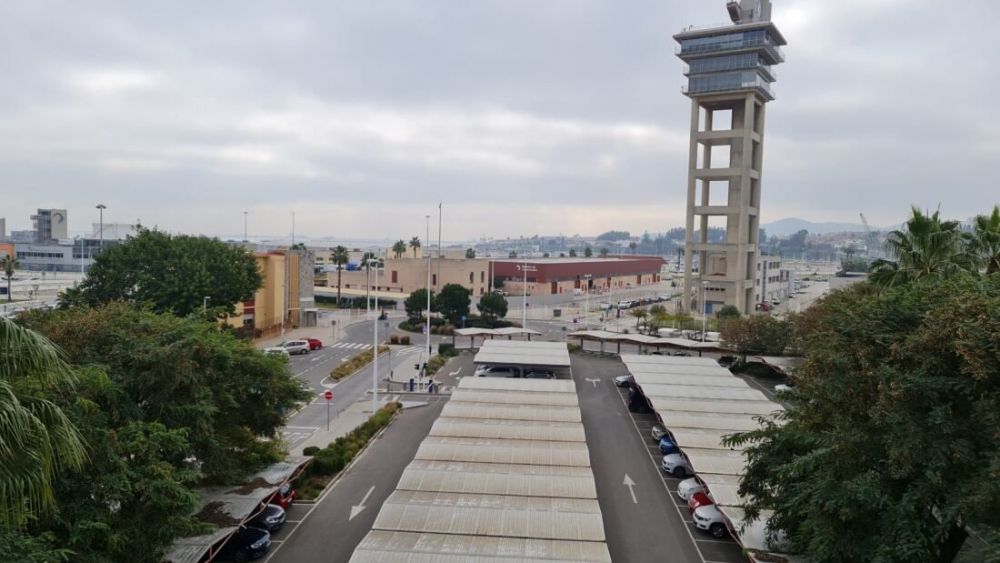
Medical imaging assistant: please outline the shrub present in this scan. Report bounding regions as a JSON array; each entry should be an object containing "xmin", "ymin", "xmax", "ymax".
[
  {"xmin": 399, "ymin": 335, "xmax": 410, "ymax": 345},
  {"xmin": 302, "ymin": 446, "xmax": 320, "ymax": 456},
  {"xmin": 304, "ymin": 401, "xmax": 401, "ymax": 479},
  {"xmin": 425, "ymin": 355, "xmax": 449, "ymax": 376},
  {"xmin": 330, "ymin": 345, "xmax": 391, "ymax": 380},
  {"xmin": 438, "ymin": 343, "xmax": 457, "ymax": 357}
]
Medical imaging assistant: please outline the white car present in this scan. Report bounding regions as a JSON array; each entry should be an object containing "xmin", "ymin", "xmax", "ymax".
[
  {"xmin": 692, "ymin": 504, "xmax": 730, "ymax": 539},
  {"xmin": 474, "ymin": 365, "xmax": 521, "ymax": 378},
  {"xmin": 651, "ymin": 424, "xmax": 668, "ymax": 441},
  {"xmin": 677, "ymin": 477, "xmax": 706, "ymax": 501},
  {"xmin": 774, "ymin": 383, "xmax": 793, "ymax": 393},
  {"xmin": 263, "ymin": 347, "xmax": 290, "ymax": 357},
  {"xmin": 661, "ymin": 453, "xmax": 692, "ymax": 478},
  {"xmin": 266, "ymin": 340, "xmax": 310, "ymax": 356},
  {"xmin": 613, "ymin": 374, "xmax": 634, "ymax": 387}
]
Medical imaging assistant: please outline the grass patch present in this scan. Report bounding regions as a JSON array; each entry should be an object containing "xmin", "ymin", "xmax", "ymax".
[
  {"xmin": 296, "ymin": 402, "xmax": 402, "ymax": 500},
  {"xmin": 330, "ymin": 345, "xmax": 390, "ymax": 381}
]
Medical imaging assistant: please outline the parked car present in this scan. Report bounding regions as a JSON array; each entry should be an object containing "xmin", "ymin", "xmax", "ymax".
[
  {"xmin": 271, "ymin": 483, "xmax": 295, "ymax": 509},
  {"xmin": 661, "ymin": 453, "xmax": 692, "ymax": 477},
  {"xmin": 651, "ymin": 424, "xmax": 667, "ymax": 442},
  {"xmin": 474, "ymin": 365, "xmax": 521, "ymax": 378},
  {"xmin": 627, "ymin": 387, "xmax": 650, "ymax": 413},
  {"xmin": 613, "ymin": 374, "xmax": 634, "ymax": 387},
  {"xmin": 717, "ymin": 355, "xmax": 737, "ymax": 368},
  {"xmin": 263, "ymin": 347, "xmax": 290, "ymax": 357},
  {"xmin": 216, "ymin": 526, "xmax": 271, "ymax": 561},
  {"xmin": 524, "ymin": 369, "xmax": 554, "ymax": 379},
  {"xmin": 774, "ymin": 383, "xmax": 793, "ymax": 393},
  {"xmin": 676, "ymin": 477, "xmax": 706, "ymax": 501},
  {"xmin": 249, "ymin": 504, "xmax": 286, "ymax": 532},
  {"xmin": 617, "ymin": 300, "xmax": 635, "ymax": 309},
  {"xmin": 692, "ymin": 504, "xmax": 730, "ymax": 539},
  {"xmin": 306, "ymin": 338, "xmax": 323, "ymax": 350},
  {"xmin": 658, "ymin": 436, "xmax": 680, "ymax": 455},
  {"xmin": 687, "ymin": 491, "xmax": 714, "ymax": 513},
  {"xmin": 671, "ymin": 352, "xmax": 692, "ymax": 357},
  {"xmin": 265, "ymin": 340, "xmax": 310, "ymax": 355}
]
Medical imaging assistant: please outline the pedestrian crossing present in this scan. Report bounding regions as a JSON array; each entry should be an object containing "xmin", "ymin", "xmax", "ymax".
[{"xmin": 329, "ymin": 342, "xmax": 373, "ymax": 350}]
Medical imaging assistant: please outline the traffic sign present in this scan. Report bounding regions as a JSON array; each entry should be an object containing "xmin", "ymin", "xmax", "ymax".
[{"xmin": 324, "ymin": 390, "xmax": 334, "ymax": 401}]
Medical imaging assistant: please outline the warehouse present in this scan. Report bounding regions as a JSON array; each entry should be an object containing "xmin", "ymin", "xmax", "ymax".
[
  {"xmin": 492, "ymin": 256, "xmax": 665, "ymax": 296},
  {"xmin": 350, "ymin": 377, "xmax": 611, "ymax": 562}
]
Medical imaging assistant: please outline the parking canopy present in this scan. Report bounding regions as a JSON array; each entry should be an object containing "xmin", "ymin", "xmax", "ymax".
[
  {"xmin": 350, "ymin": 376, "xmax": 610, "ymax": 562},
  {"xmin": 472, "ymin": 339, "xmax": 572, "ymax": 368},
  {"xmin": 620, "ymin": 354, "xmax": 790, "ymax": 558}
]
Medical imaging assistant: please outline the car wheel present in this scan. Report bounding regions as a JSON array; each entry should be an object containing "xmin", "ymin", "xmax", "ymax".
[
  {"xmin": 710, "ymin": 523, "xmax": 727, "ymax": 539},
  {"xmin": 672, "ymin": 467, "xmax": 687, "ymax": 478},
  {"xmin": 233, "ymin": 551, "xmax": 249, "ymax": 563}
]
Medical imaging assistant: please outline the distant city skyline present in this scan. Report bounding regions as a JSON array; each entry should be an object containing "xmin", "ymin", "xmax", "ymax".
[{"xmin": 3, "ymin": 1, "xmax": 998, "ymax": 239}]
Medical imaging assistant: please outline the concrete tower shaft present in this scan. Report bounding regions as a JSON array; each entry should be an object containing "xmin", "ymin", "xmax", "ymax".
[{"xmin": 674, "ymin": 1, "xmax": 786, "ymax": 315}]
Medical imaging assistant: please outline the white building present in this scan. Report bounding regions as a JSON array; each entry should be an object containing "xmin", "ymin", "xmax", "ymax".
[{"xmin": 754, "ymin": 256, "xmax": 792, "ymax": 306}]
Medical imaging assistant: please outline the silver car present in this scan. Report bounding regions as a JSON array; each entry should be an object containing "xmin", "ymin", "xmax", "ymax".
[{"xmin": 271, "ymin": 340, "xmax": 310, "ymax": 355}]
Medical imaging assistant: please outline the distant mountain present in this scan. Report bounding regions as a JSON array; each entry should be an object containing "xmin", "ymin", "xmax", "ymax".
[{"xmin": 762, "ymin": 218, "xmax": 868, "ymax": 237}]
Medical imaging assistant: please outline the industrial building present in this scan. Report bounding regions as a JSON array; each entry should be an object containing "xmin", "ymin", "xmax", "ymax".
[
  {"xmin": 677, "ymin": 0, "xmax": 787, "ymax": 314},
  {"xmin": 319, "ymin": 256, "xmax": 492, "ymax": 299},
  {"xmin": 491, "ymin": 257, "xmax": 664, "ymax": 297}
]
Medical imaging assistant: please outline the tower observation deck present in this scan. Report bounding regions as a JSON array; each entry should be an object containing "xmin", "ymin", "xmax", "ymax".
[{"xmin": 675, "ymin": 0, "xmax": 786, "ymax": 315}]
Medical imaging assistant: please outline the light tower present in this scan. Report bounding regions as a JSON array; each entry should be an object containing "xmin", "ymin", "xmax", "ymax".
[{"xmin": 676, "ymin": 0, "xmax": 786, "ymax": 315}]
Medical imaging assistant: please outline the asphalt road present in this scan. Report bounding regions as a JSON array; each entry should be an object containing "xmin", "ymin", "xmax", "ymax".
[
  {"xmin": 265, "ymin": 398, "xmax": 447, "ymax": 563},
  {"xmin": 571, "ymin": 355, "xmax": 745, "ymax": 563}
]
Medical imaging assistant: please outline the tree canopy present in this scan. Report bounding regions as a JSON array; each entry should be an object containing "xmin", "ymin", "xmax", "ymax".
[
  {"xmin": 477, "ymin": 292, "xmax": 508, "ymax": 322},
  {"xmin": 404, "ymin": 288, "xmax": 434, "ymax": 320},
  {"xmin": 65, "ymin": 228, "xmax": 261, "ymax": 317},
  {"xmin": 435, "ymin": 284, "xmax": 471, "ymax": 324},
  {"xmin": 719, "ymin": 314, "xmax": 793, "ymax": 356},
  {"xmin": 725, "ymin": 276, "xmax": 1000, "ymax": 562},
  {"xmin": 595, "ymin": 230, "xmax": 630, "ymax": 241}
]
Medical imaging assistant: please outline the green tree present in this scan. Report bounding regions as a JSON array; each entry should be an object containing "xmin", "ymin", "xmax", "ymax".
[
  {"xmin": 409, "ymin": 236, "xmax": 421, "ymax": 258},
  {"xmin": 719, "ymin": 314, "xmax": 792, "ymax": 356},
  {"xmin": 404, "ymin": 288, "xmax": 434, "ymax": 321},
  {"xmin": 392, "ymin": 240, "xmax": 407, "ymax": 259},
  {"xmin": 629, "ymin": 308, "xmax": 647, "ymax": 329},
  {"xmin": 1, "ymin": 255, "xmax": 17, "ymax": 302},
  {"xmin": 465, "ymin": 248, "xmax": 476, "ymax": 259},
  {"xmin": 599, "ymin": 247, "xmax": 609, "ymax": 257},
  {"xmin": 543, "ymin": 252, "xmax": 550, "ymax": 258},
  {"xmin": 436, "ymin": 283, "xmax": 471, "ymax": 324},
  {"xmin": 67, "ymin": 228, "xmax": 261, "ymax": 317},
  {"xmin": 629, "ymin": 241, "xmax": 638, "ymax": 255},
  {"xmin": 477, "ymin": 292, "xmax": 508, "ymax": 323},
  {"xmin": 22, "ymin": 304, "xmax": 307, "ymax": 483},
  {"xmin": 331, "ymin": 245, "xmax": 349, "ymax": 304},
  {"xmin": 584, "ymin": 246, "xmax": 593, "ymax": 258},
  {"xmin": 966, "ymin": 205, "xmax": 1000, "ymax": 274},
  {"xmin": 725, "ymin": 276, "xmax": 1000, "ymax": 563},
  {"xmin": 568, "ymin": 248, "xmax": 577, "ymax": 257},
  {"xmin": 869, "ymin": 207, "xmax": 968, "ymax": 287},
  {"xmin": 715, "ymin": 305, "xmax": 741, "ymax": 322},
  {"xmin": 508, "ymin": 250, "xmax": 517, "ymax": 258},
  {"xmin": 0, "ymin": 317, "xmax": 86, "ymax": 527}
]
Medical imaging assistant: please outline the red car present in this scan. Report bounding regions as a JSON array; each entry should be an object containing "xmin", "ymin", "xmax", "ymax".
[
  {"xmin": 271, "ymin": 483, "xmax": 296, "ymax": 509},
  {"xmin": 688, "ymin": 491, "xmax": 714, "ymax": 513},
  {"xmin": 306, "ymin": 338, "xmax": 323, "ymax": 350}
]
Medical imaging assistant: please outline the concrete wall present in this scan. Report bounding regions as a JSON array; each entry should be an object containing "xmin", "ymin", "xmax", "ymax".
[{"xmin": 324, "ymin": 257, "xmax": 491, "ymax": 297}]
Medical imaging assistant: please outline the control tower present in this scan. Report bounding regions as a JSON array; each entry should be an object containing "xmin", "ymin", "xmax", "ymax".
[{"xmin": 675, "ymin": 0, "xmax": 786, "ymax": 315}]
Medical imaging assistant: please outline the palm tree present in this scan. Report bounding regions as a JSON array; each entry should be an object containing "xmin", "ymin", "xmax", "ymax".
[
  {"xmin": 869, "ymin": 207, "xmax": 967, "ymax": 287},
  {"xmin": 465, "ymin": 248, "xmax": 476, "ymax": 259},
  {"xmin": 331, "ymin": 246, "xmax": 349, "ymax": 305},
  {"xmin": 1, "ymin": 255, "xmax": 17, "ymax": 302},
  {"xmin": 965, "ymin": 205, "xmax": 1000, "ymax": 274},
  {"xmin": 0, "ymin": 317, "xmax": 86, "ymax": 527},
  {"xmin": 409, "ymin": 237, "xmax": 421, "ymax": 258},
  {"xmin": 392, "ymin": 240, "xmax": 407, "ymax": 259}
]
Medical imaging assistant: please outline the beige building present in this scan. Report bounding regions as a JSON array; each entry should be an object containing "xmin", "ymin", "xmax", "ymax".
[
  {"xmin": 229, "ymin": 249, "xmax": 316, "ymax": 338},
  {"xmin": 320, "ymin": 256, "xmax": 491, "ymax": 298}
]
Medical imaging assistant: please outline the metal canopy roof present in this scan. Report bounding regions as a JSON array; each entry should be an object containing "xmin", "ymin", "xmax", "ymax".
[
  {"xmin": 649, "ymin": 398, "xmax": 781, "ymax": 416},
  {"xmin": 351, "ymin": 530, "xmax": 612, "ymax": 562},
  {"xmin": 372, "ymin": 490, "xmax": 606, "ymax": 542},
  {"xmin": 568, "ymin": 330, "xmax": 723, "ymax": 350},
  {"xmin": 628, "ymin": 372, "xmax": 750, "ymax": 388},
  {"xmin": 431, "ymin": 417, "xmax": 586, "ymax": 442},
  {"xmin": 668, "ymin": 427, "xmax": 743, "ymax": 451},
  {"xmin": 455, "ymin": 327, "xmax": 543, "ymax": 337},
  {"xmin": 641, "ymin": 384, "xmax": 768, "ymax": 402},
  {"xmin": 350, "ymin": 376, "xmax": 609, "ymax": 562},
  {"xmin": 473, "ymin": 340, "xmax": 572, "ymax": 368}
]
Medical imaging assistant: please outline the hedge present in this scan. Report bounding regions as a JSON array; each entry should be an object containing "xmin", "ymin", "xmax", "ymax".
[{"xmin": 329, "ymin": 345, "xmax": 391, "ymax": 381}]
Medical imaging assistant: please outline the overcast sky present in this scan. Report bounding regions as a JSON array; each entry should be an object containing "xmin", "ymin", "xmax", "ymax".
[{"xmin": 2, "ymin": 0, "xmax": 997, "ymax": 241}]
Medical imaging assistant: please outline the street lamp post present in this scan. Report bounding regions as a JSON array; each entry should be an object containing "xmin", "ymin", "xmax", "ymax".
[
  {"xmin": 582, "ymin": 274, "xmax": 592, "ymax": 328},
  {"xmin": 96, "ymin": 204, "xmax": 106, "ymax": 252},
  {"xmin": 243, "ymin": 211, "xmax": 248, "ymax": 242},
  {"xmin": 521, "ymin": 257, "xmax": 528, "ymax": 330},
  {"xmin": 701, "ymin": 281, "xmax": 709, "ymax": 342},
  {"xmin": 369, "ymin": 255, "xmax": 381, "ymax": 414},
  {"xmin": 424, "ymin": 215, "xmax": 431, "ymax": 389}
]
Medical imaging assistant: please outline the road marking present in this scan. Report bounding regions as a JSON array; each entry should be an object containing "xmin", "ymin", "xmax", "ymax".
[
  {"xmin": 349, "ymin": 485, "xmax": 375, "ymax": 520},
  {"xmin": 585, "ymin": 377, "xmax": 601, "ymax": 387},
  {"xmin": 448, "ymin": 367, "xmax": 462, "ymax": 376},
  {"xmin": 623, "ymin": 474, "xmax": 638, "ymax": 504}
]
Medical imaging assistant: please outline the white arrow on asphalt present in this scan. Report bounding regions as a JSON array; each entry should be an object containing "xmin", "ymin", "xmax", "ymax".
[
  {"xmin": 349, "ymin": 485, "xmax": 375, "ymax": 520},
  {"xmin": 623, "ymin": 474, "xmax": 638, "ymax": 504},
  {"xmin": 449, "ymin": 367, "xmax": 462, "ymax": 376},
  {"xmin": 585, "ymin": 378, "xmax": 601, "ymax": 388}
]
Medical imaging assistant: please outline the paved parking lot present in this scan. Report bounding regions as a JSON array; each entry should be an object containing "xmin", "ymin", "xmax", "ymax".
[{"xmin": 571, "ymin": 355, "xmax": 746, "ymax": 563}]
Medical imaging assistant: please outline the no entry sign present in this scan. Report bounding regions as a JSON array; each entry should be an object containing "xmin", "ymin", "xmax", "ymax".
[{"xmin": 324, "ymin": 390, "xmax": 334, "ymax": 401}]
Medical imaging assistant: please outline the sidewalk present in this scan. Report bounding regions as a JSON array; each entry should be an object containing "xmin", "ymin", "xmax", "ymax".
[
  {"xmin": 255, "ymin": 309, "xmax": 404, "ymax": 348},
  {"xmin": 289, "ymin": 395, "xmax": 397, "ymax": 456}
]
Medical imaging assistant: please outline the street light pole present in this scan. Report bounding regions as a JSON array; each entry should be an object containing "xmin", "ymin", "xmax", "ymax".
[
  {"xmin": 371, "ymin": 255, "xmax": 379, "ymax": 414},
  {"xmin": 583, "ymin": 274, "xmax": 592, "ymax": 328},
  {"xmin": 96, "ymin": 204, "xmax": 106, "ymax": 253},
  {"xmin": 424, "ymin": 215, "xmax": 431, "ymax": 388},
  {"xmin": 521, "ymin": 257, "xmax": 527, "ymax": 329},
  {"xmin": 243, "ymin": 211, "xmax": 248, "ymax": 242},
  {"xmin": 701, "ymin": 281, "xmax": 709, "ymax": 342}
]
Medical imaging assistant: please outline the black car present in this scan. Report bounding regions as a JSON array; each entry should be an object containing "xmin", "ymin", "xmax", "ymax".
[
  {"xmin": 627, "ymin": 387, "xmax": 650, "ymax": 413},
  {"xmin": 216, "ymin": 526, "xmax": 271, "ymax": 562},
  {"xmin": 524, "ymin": 369, "xmax": 555, "ymax": 379},
  {"xmin": 249, "ymin": 504, "xmax": 286, "ymax": 531},
  {"xmin": 671, "ymin": 351, "xmax": 692, "ymax": 357},
  {"xmin": 717, "ymin": 355, "xmax": 737, "ymax": 368}
]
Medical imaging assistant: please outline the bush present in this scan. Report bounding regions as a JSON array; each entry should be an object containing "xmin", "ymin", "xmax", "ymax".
[
  {"xmin": 302, "ymin": 446, "xmax": 320, "ymax": 456},
  {"xmin": 425, "ymin": 355, "xmax": 449, "ymax": 376},
  {"xmin": 304, "ymin": 402, "xmax": 401, "ymax": 480},
  {"xmin": 399, "ymin": 335, "xmax": 410, "ymax": 345},
  {"xmin": 438, "ymin": 343, "xmax": 457, "ymax": 357},
  {"xmin": 329, "ymin": 345, "xmax": 391, "ymax": 380}
]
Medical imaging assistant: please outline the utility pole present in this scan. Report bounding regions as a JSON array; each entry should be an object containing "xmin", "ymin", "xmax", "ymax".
[
  {"xmin": 243, "ymin": 211, "xmax": 248, "ymax": 242},
  {"xmin": 437, "ymin": 202, "xmax": 442, "ymax": 288},
  {"xmin": 521, "ymin": 257, "xmax": 528, "ymax": 329},
  {"xmin": 424, "ymin": 215, "xmax": 431, "ymax": 388},
  {"xmin": 96, "ymin": 204, "xmax": 106, "ymax": 253},
  {"xmin": 370, "ymin": 255, "xmax": 379, "ymax": 414}
]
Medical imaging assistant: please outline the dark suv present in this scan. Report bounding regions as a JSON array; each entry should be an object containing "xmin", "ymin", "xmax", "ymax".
[{"xmin": 216, "ymin": 526, "xmax": 271, "ymax": 561}]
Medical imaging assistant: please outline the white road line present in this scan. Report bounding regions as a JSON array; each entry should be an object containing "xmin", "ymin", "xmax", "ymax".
[{"xmin": 615, "ymin": 387, "xmax": 711, "ymax": 563}]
